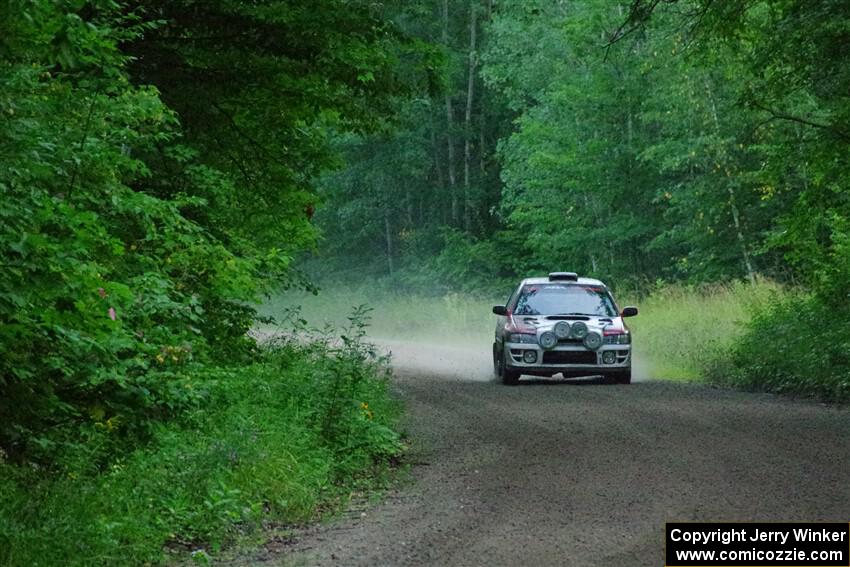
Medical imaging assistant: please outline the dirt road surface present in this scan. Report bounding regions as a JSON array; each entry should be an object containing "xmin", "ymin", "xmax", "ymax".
[{"xmin": 251, "ymin": 340, "xmax": 850, "ymax": 567}]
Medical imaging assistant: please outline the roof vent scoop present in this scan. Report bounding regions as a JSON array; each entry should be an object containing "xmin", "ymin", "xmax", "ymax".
[{"xmin": 548, "ymin": 272, "xmax": 578, "ymax": 281}]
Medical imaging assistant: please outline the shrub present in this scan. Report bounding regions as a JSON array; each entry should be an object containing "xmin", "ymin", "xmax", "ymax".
[
  {"xmin": 710, "ymin": 293, "xmax": 850, "ymax": 400},
  {"xmin": 0, "ymin": 314, "xmax": 402, "ymax": 567},
  {"xmin": 0, "ymin": 5, "xmax": 280, "ymax": 466}
]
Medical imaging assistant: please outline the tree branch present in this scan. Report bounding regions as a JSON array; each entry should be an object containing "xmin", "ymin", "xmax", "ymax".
[
  {"xmin": 67, "ymin": 90, "xmax": 100, "ymax": 200},
  {"xmin": 751, "ymin": 102, "xmax": 850, "ymax": 142},
  {"xmin": 604, "ymin": 0, "xmax": 717, "ymax": 60},
  {"xmin": 605, "ymin": 0, "xmax": 665, "ymax": 49},
  {"xmin": 210, "ymin": 102, "xmax": 289, "ymax": 169}
]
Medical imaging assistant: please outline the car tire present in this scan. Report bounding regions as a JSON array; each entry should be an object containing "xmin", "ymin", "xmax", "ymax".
[
  {"xmin": 501, "ymin": 350, "xmax": 521, "ymax": 386},
  {"xmin": 610, "ymin": 370, "xmax": 631, "ymax": 384}
]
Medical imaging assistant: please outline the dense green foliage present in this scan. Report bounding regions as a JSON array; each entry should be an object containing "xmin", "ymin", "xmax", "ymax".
[
  {"xmin": 710, "ymin": 292, "xmax": 850, "ymax": 401},
  {"xmin": 0, "ymin": 0, "xmax": 412, "ymax": 462},
  {"xmin": 1, "ymin": 2, "xmax": 412, "ymax": 564},
  {"xmin": 0, "ymin": 324, "xmax": 402, "ymax": 566},
  {"xmin": 314, "ymin": 0, "xmax": 850, "ymax": 292}
]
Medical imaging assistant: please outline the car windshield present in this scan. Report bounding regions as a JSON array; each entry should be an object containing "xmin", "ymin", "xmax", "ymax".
[{"xmin": 512, "ymin": 283, "xmax": 617, "ymax": 316}]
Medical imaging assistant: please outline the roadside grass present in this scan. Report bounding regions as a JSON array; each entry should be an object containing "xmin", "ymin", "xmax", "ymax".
[
  {"xmin": 276, "ymin": 277, "xmax": 850, "ymax": 399},
  {"xmin": 0, "ymin": 320, "xmax": 402, "ymax": 567},
  {"xmin": 262, "ymin": 281, "xmax": 783, "ymax": 384},
  {"xmin": 624, "ymin": 281, "xmax": 781, "ymax": 381}
]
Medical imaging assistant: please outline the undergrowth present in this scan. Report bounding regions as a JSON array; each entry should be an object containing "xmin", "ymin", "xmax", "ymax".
[
  {"xmin": 708, "ymin": 292, "xmax": 850, "ymax": 400},
  {"xmin": 262, "ymin": 277, "xmax": 850, "ymax": 404},
  {"xmin": 0, "ymin": 309, "xmax": 403, "ymax": 567}
]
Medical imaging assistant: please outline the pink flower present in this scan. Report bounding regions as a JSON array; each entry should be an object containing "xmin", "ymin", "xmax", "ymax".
[{"xmin": 108, "ymin": 307, "xmax": 116, "ymax": 321}]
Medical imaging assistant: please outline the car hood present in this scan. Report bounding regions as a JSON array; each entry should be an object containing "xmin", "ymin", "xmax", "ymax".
[{"xmin": 510, "ymin": 314, "xmax": 626, "ymax": 335}]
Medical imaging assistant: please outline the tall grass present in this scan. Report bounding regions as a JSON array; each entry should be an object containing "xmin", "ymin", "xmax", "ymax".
[
  {"xmin": 624, "ymin": 281, "xmax": 781, "ymax": 380},
  {"xmin": 266, "ymin": 279, "xmax": 850, "ymax": 400},
  {"xmin": 262, "ymin": 281, "xmax": 784, "ymax": 383}
]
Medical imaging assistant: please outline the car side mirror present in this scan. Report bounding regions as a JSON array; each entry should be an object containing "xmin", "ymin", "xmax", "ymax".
[
  {"xmin": 492, "ymin": 305, "xmax": 507, "ymax": 316},
  {"xmin": 621, "ymin": 306, "xmax": 638, "ymax": 317}
]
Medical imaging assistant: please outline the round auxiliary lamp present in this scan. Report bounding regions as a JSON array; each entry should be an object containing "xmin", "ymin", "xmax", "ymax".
[
  {"xmin": 538, "ymin": 330, "xmax": 557, "ymax": 350},
  {"xmin": 554, "ymin": 321, "xmax": 571, "ymax": 339},
  {"xmin": 583, "ymin": 331, "xmax": 603, "ymax": 350},
  {"xmin": 570, "ymin": 321, "xmax": 588, "ymax": 339}
]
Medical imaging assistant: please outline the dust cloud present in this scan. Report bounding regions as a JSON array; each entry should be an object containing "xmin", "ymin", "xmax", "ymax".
[
  {"xmin": 260, "ymin": 290, "xmax": 654, "ymax": 383},
  {"xmin": 373, "ymin": 337, "xmax": 495, "ymax": 382},
  {"xmin": 374, "ymin": 337, "xmax": 652, "ymax": 383},
  {"xmin": 630, "ymin": 348, "xmax": 653, "ymax": 382}
]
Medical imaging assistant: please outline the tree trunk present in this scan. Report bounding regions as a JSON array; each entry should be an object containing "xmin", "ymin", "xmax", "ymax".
[
  {"xmin": 479, "ymin": 112, "xmax": 486, "ymax": 176},
  {"xmin": 428, "ymin": 102, "xmax": 447, "ymax": 225},
  {"xmin": 443, "ymin": 0, "xmax": 459, "ymax": 226},
  {"xmin": 463, "ymin": 0, "xmax": 477, "ymax": 232},
  {"xmin": 705, "ymin": 78, "xmax": 756, "ymax": 285},
  {"xmin": 384, "ymin": 211, "xmax": 394, "ymax": 276}
]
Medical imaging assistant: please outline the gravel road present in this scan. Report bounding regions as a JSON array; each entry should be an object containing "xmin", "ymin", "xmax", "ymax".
[{"xmin": 254, "ymin": 340, "xmax": 850, "ymax": 567}]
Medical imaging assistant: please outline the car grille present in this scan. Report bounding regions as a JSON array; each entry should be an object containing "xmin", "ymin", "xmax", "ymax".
[
  {"xmin": 542, "ymin": 350, "xmax": 597, "ymax": 364},
  {"xmin": 557, "ymin": 338, "xmax": 583, "ymax": 345}
]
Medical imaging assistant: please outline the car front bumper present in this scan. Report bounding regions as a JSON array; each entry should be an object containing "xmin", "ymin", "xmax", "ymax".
[{"xmin": 504, "ymin": 341, "xmax": 631, "ymax": 376}]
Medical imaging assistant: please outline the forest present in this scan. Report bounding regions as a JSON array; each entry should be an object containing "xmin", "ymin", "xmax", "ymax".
[
  {"xmin": 313, "ymin": 0, "xmax": 850, "ymax": 398},
  {"xmin": 318, "ymin": 0, "xmax": 849, "ymax": 293},
  {"xmin": 1, "ymin": 0, "xmax": 848, "ymax": 564}
]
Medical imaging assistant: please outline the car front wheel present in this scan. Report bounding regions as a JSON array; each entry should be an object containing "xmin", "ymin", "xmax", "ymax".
[
  {"xmin": 606, "ymin": 370, "xmax": 631, "ymax": 384},
  {"xmin": 500, "ymin": 349, "xmax": 521, "ymax": 386}
]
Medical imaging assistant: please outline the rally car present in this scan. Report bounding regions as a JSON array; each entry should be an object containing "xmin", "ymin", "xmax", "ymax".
[{"xmin": 492, "ymin": 272, "xmax": 638, "ymax": 385}]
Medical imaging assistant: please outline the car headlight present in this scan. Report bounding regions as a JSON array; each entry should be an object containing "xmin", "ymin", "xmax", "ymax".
[
  {"xmin": 583, "ymin": 331, "xmax": 603, "ymax": 350},
  {"xmin": 522, "ymin": 350, "xmax": 537, "ymax": 363},
  {"xmin": 602, "ymin": 350, "xmax": 617, "ymax": 364},
  {"xmin": 570, "ymin": 321, "xmax": 588, "ymax": 339},
  {"xmin": 603, "ymin": 332, "xmax": 631, "ymax": 345},
  {"xmin": 553, "ymin": 321, "xmax": 571, "ymax": 339},
  {"xmin": 509, "ymin": 333, "xmax": 536, "ymax": 344},
  {"xmin": 538, "ymin": 331, "xmax": 557, "ymax": 349}
]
